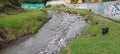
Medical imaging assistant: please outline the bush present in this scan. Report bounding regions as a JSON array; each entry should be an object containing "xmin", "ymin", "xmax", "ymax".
[{"xmin": 44, "ymin": 5, "xmax": 51, "ymax": 8}]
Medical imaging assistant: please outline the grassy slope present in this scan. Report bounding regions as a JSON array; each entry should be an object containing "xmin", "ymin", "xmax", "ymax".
[
  {"xmin": 60, "ymin": 22, "xmax": 120, "ymax": 54},
  {"xmin": 0, "ymin": 9, "xmax": 51, "ymax": 41},
  {"xmin": 45, "ymin": 6, "xmax": 120, "ymax": 54}
]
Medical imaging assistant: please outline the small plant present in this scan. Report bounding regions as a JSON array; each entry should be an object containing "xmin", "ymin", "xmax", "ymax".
[{"xmin": 44, "ymin": 5, "xmax": 51, "ymax": 8}]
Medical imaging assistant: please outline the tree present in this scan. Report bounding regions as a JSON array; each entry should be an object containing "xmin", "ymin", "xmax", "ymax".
[
  {"xmin": 1, "ymin": 0, "xmax": 46, "ymax": 7},
  {"xmin": 0, "ymin": 0, "xmax": 24, "ymax": 7},
  {"xmin": 23, "ymin": 0, "xmax": 45, "ymax": 3},
  {"xmin": 8, "ymin": 0, "xmax": 21, "ymax": 7}
]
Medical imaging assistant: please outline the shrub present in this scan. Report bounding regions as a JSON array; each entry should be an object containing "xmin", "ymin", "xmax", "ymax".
[{"xmin": 44, "ymin": 5, "xmax": 51, "ymax": 8}]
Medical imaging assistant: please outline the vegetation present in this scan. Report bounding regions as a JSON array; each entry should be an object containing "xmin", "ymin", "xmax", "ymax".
[
  {"xmin": 0, "ymin": 0, "xmax": 50, "ymax": 47},
  {"xmin": 0, "ymin": 0, "xmax": 46, "ymax": 7},
  {"xmin": 71, "ymin": 0, "xmax": 78, "ymax": 4},
  {"xmin": 44, "ymin": 5, "xmax": 120, "ymax": 54},
  {"xmin": 0, "ymin": 0, "xmax": 11, "ymax": 7},
  {"xmin": 102, "ymin": 16, "xmax": 120, "ymax": 24},
  {"xmin": 0, "ymin": 9, "xmax": 51, "ymax": 41},
  {"xmin": 0, "ymin": 0, "xmax": 22, "ymax": 7},
  {"xmin": 23, "ymin": 0, "xmax": 45, "ymax": 3}
]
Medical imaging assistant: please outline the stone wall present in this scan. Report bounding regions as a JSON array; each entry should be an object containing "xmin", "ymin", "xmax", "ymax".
[{"xmin": 66, "ymin": 1, "xmax": 120, "ymax": 20}]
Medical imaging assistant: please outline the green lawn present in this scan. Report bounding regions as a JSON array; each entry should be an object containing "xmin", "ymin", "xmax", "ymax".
[
  {"xmin": 45, "ymin": 5, "xmax": 120, "ymax": 54},
  {"xmin": 0, "ymin": 9, "xmax": 51, "ymax": 41}
]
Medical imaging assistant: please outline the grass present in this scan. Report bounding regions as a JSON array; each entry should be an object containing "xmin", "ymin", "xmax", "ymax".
[
  {"xmin": 0, "ymin": 9, "xmax": 51, "ymax": 41},
  {"xmin": 44, "ymin": 5, "xmax": 120, "ymax": 54},
  {"xmin": 45, "ymin": 6, "xmax": 100, "ymax": 25},
  {"xmin": 104, "ymin": 17, "xmax": 120, "ymax": 24},
  {"xmin": 60, "ymin": 22, "xmax": 120, "ymax": 54},
  {"xmin": 96, "ymin": 14, "xmax": 120, "ymax": 24}
]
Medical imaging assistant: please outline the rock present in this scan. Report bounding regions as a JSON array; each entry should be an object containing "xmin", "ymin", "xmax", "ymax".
[{"xmin": 0, "ymin": 37, "xmax": 4, "ymax": 41}]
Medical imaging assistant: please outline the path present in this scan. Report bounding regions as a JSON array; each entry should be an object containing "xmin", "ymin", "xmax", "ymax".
[{"xmin": 0, "ymin": 11, "xmax": 89, "ymax": 54}]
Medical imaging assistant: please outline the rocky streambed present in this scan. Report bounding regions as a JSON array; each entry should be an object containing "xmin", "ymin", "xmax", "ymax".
[
  {"xmin": 0, "ymin": 11, "xmax": 89, "ymax": 54},
  {"xmin": 38, "ymin": 11, "xmax": 90, "ymax": 54}
]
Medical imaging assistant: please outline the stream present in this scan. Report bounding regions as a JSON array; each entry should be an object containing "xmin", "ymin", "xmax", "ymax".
[{"xmin": 0, "ymin": 11, "xmax": 89, "ymax": 54}]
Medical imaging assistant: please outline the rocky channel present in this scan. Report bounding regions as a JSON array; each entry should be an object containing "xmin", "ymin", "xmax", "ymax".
[{"xmin": 37, "ymin": 11, "xmax": 90, "ymax": 54}]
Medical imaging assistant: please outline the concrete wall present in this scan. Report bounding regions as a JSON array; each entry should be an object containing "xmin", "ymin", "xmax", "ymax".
[
  {"xmin": 46, "ymin": 0, "xmax": 67, "ymax": 6},
  {"xmin": 66, "ymin": 1, "xmax": 120, "ymax": 20}
]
